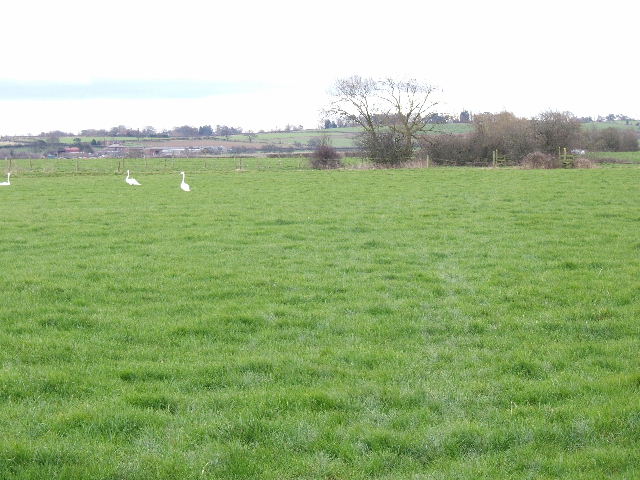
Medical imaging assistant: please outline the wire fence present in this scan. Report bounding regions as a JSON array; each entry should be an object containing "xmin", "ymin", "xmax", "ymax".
[
  {"xmin": 2, "ymin": 156, "xmax": 362, "ymax": 176},
  {"xmin": 8, "ymin": 155, "xmax": 618, "ymax": 176}
]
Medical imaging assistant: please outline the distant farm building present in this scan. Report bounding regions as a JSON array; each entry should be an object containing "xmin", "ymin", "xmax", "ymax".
[
  {"xmin": 98, "ymin": 144, "xmax": 230, "ymax": 157},
  {"xmin": 102, "ymin": 144, "xmax": 128, "ymax": 157},
  {"xmin": 58, "ymin": 146, "xmax": 84, "ymax": 158}
]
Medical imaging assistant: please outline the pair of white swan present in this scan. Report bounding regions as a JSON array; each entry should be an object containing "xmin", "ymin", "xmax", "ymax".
[
  {"xmin": 125, "ymin": 171, "xmax": 190, "ymax": 191},
  {"xmin": 1, "ymin": 171, "xmax": 191, "ymax": 190}
]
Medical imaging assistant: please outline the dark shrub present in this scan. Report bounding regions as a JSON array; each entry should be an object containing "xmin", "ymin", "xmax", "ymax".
[
  {"xmin": 598, "ymin": 127, "xmax": 622, "ymax": 151},
  {"xmin": 420, "ymin": 133, "xmax": 476, "ymax": 165},
  {"xmin": 310, "ymin": 138, "xmax": 342, "ymax": 169},
  {"xmin": 583, "ymin": 127, "xmax": 639, "ymax": 152},
  {"xmin": 619, "ymin": 129, "xmax": 639, "ymax": 151},
  {"xmin": 357, "ymin": 131, "xmax": 413, "ymax": 166},
  {"xmin": 473, "ymin": 112, "xmax": 541, "ymax": 163},
  {"xmin": 532, "ymin": 111, "xmax": 582, "ymax": 153}
]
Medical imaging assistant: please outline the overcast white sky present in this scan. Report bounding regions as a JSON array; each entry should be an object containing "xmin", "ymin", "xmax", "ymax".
[{"xmin": 0, "ymin": 0, "xmax": 636, "ymax": 135}]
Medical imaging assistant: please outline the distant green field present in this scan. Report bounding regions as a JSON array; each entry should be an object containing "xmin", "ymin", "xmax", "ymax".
[
  {"xmin": 246, "ymin": 129, "xmax": 359, "ymax": 148},
  {"xmin": 587, "ymin": 151, "xmax": 640, "ymax": 163},
  {"xmin": 230, "ymin": 124, "xmax": 474, "ymax": 148},
  {"xmin": 1, "ymin": 166, "xmax": 639, "ymax": 479}
]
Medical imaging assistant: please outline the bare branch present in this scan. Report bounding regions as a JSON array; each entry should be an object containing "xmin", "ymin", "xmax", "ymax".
[{"xmin": 326, "ymin": 76, "xmax": 439, "ymax": 165}]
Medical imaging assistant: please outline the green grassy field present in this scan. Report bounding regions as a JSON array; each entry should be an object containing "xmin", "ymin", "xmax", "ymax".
[{"xmin": 1, "ymin": 166, "xmax": 639, "ymax": 479}]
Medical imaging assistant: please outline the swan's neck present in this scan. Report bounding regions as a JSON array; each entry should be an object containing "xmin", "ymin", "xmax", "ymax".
[{"xmin": 181, "ymin": 173, "xmax": 185, "ymax": 181}]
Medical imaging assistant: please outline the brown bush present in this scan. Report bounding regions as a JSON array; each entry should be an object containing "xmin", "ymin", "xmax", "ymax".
[
  {"xmin": 473, "ymin": 112, "xmax": 540, "ymax": 163},
  {"xmin": 583, "ymin": 127, "xmax": 639, "ymax": 152},
  {"xmin": 520, "ymin": 151, "xmax": 560, "ymax": 169},
  {"xmin": 357, "ymin": 131, "xmax": 413, "ymax": 166},
  {"xmin": 420, "ymin": 133, "xmax": 477, "ymax": 165},
  {"xmin": 573, "ymin": 157, "xmax": 596, "ymax": 168},
  {"xmin": 533, "ymin": 111, "xmax": 582, "ymax": 153},
  {"xmin": 309, "ymin": 138, "xmax": 342, "ymax": 169}
]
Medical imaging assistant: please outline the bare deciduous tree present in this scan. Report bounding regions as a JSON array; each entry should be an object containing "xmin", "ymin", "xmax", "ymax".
[
  {"xmin": 326, "ymin": 76, "xmax": 438, "ymax": 165},
  {"xmin": 532, "ymin": 111, "xmax": 582, "ymax": 153}
]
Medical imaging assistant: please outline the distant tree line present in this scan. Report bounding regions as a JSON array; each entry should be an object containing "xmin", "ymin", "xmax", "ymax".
[
  {"xmin": 322, "ymin": 118, "xmax": 359, "ymax": 129},
  {"xmin": 322, "ymin": 111, "xmax": 637, "ymax": 130},
  {"xmin": 321, "ymin": 111, "xmax": 476, "ymax": 129},
  {"xmin": 36, "ymin": 124, "xmax": 245, "ymax": 139},
  {"xmin": 34, "ymin": 123, "xmax": 317, "ymax": 140}
]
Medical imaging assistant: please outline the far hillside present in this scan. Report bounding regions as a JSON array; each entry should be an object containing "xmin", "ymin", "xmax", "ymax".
[
  {"xmin": 41, "ymin": 125, "xmax": 469, "ymax": 147},
  {"xmin": 55, "ymin": 121, "xmax": 636, "ymax": 150},
  {"xmin": 2, "ymin": 121, "xmax": 637, "ymax": 159},
  {"xmin": 222, "ymin": 124, "xmax": 475, "ymax": 149}
]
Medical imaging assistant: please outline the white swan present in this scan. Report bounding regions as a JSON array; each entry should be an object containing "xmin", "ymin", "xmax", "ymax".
[
  {"xmin": 180, "ymin": 171, "xmax": 190, "ymax": 192},
  {"xmin": 0, "ymin": 172, "xmax": 10, "ymax": 186},
  {"xmin": 125, "ymin": 170, "xmax": 141, "ymax": 186}
]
